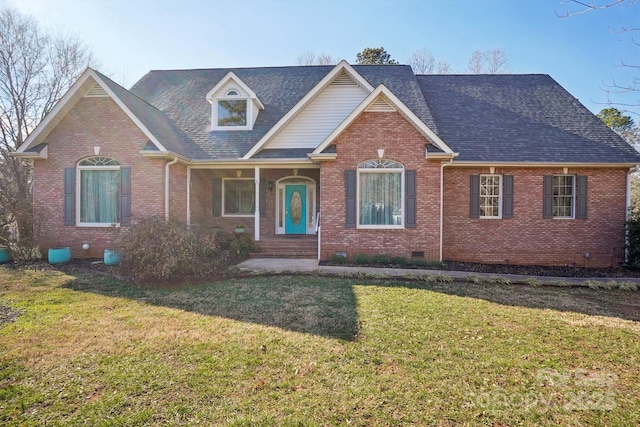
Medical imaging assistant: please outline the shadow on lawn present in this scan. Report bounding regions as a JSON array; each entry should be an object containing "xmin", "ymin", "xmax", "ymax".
[
  {"xmin": 63, "ymin": 272, "xmax": 639, "ymax": 341},
  {"xmin": 404, "ymin": 280, "xmax": 640, "ymax": 323},
  {"xmin": 64, "ymin": 274, "xmax": 360, "ymax": 341}
]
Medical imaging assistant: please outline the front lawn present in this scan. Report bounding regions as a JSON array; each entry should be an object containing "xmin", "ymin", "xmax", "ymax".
[{"xmin": 1, "ymin": 268, "xmax": 639, "ymax": 425}]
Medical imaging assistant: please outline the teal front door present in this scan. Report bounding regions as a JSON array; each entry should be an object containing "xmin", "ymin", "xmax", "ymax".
[{"xmin": 285, "ymin": 185, "xmax": 306, "ymax": 234}]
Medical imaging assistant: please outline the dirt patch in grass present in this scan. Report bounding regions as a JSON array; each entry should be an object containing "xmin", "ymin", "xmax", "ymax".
[{"xmin": 0, "ymin": 303, "xmax": 23, "ymax": 327}]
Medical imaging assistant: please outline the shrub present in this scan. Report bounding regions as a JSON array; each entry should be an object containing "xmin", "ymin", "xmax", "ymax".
[
  {"xmin": 116, "ymin": 216, "xmax": 257, "ymax": 281},
  {"xmin": 352, "ymin": 253, "xmax": 369, "ymax": 265},
  {"xmin": 390, "ymin": 256, "xmax": 408, "ymax": 266},
  {"xmin": 329, "ymin": 254, "xmax": 347, "ymax": 265},
  {"xmin": 626, "ymin": 210, "xmax": 640, "ymax": 269},
  {"xmin": 372, "ymin": 254, "xmax": 390, "ymax": 265}
]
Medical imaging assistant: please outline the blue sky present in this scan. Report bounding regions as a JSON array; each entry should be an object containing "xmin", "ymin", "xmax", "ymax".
[{"xmin": 10, "ymin": 0, "xmax": 639, "ymax": 116}]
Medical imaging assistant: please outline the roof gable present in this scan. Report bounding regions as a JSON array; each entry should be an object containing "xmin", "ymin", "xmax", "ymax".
[
  {"xmin": 16, "ymin": 68, "xmax": 203, "ymax": 159},
  {"xmin": 313, "ymin": 84, "xmax": 454, "ymax": 156},
  {"xmin": 243, "ymin": 60, "xmax": 374, "ymax": 159}
]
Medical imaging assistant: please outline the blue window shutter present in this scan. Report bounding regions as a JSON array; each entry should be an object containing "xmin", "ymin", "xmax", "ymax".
[
  {"xmin": 543, "ymin": 175, "xmax": 553, "ymax": 219},
  {"xmin": 469, "ymin": 175, "xmax": 480, "ymax": 218},
  {"xmin": 259, "ymin": 180, "xmax": 266, "ymax": 218},
  {"xmin": 64, "ymin": 168, "xmax": 75, "ymax": 226},
  {"xmin": 119, "ymin": 167, "xmax": 131, "ymax": 226},
  {"xmin": 576, "ymin": 175, "xmax": 587, "ymax": 219},
  {"xmin": 502, "ymin": 175, "xmax": 514, "ymax": 219},
  {"xmin": 212, "ymin": 178, "xmax": 222, "ymax": 217},
  {"xmin": 345, "ymin": 170, "xmax": 356, "ymax": 228},
  {"xmin": 405, "ymin": 170, "xmax": 416, "ymax": 228}
]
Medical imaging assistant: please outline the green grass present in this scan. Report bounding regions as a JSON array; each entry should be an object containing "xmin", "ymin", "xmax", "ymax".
[{"xmin": 1, "ymin": 267, "xmax": 639, "ymax": 426}]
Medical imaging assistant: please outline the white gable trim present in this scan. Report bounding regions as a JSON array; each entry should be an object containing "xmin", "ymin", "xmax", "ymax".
[
  {"xmin": 242, "ymin": 60, "xmax": 374, "ymax": 159},
  {"xmin": 312, "ymin": 84, "xmax": 455, "ymax": 156},
  {"xmin": 16, "ymin": 68, "xmax": 167, "ymax": 154}
]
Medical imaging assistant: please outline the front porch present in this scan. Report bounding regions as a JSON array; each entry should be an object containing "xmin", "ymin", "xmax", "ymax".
[{"xmin": 185, "ymin": 166, "xmax": 321, "ymax": 257}]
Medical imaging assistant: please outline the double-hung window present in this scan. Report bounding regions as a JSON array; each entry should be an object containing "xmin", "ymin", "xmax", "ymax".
[
  {"xmin": 470, "ymin": 174, "xmax": 513, "ymax": 219},
  {"xmin": 223, "ymin": 178, "xmax": 255, "ymax": 216},
  {"xmin": 357, "ymin": 159, "xmax": 404, "ymax": 228},
  {"xmin": 77, "ymin": 157, "xmax": 121, "ymax": 225},
  {"xmin": 479, "ymin": 174, "xmax": 502, "ymax": 218},
  {"xmin": 552, "ymin": 175, "xmax": 574, "ymax": 218},
  {"xmin": 543, "ymin": 175, "xmax": 587, "ymax": 219}
]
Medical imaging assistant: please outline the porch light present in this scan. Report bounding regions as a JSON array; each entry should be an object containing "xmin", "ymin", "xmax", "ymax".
[{"xmin": 268, "ymin": 180, "xmax": 274, "ymax": 192}]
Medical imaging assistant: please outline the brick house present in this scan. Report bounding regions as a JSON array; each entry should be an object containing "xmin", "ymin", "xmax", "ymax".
[{"xmin": 14, "ymin": 61, "xmax": 640, "ymax": 267}]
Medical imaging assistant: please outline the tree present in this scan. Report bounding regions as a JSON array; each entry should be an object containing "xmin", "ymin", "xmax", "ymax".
[
  {"xmin": 468, "ymin": 49, "xmax": 509, "ymax": 74},
  {"xmin": 296, "ymin": 51, "xmax": 335, "ymax": 66},
  {"xmin": 596, "ymin": 107, "xmax": 634, "ymax": 133},
  {"xmin": 0, "ymin": 5, "xmax": 94, "ymax": 258},
  {"xmin": 556, "ymin": 0, "xmax": 639, "ymax": 111},
  {"xmin": 355, "ymin": 47, "xmax": 398, "ymax": 65},
  {"xmin": 408, "ymin": 48, "xmax": 453, "ymax": 74}
]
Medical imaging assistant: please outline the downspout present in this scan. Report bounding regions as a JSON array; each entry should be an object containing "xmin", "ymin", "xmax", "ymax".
[
  {"xmin": 165, "ymin": 157, "xmax": 178, "ymax": 221},
  {"xmin": 440, "ymin": 159, "xmax": 453, "ymax": 262}
]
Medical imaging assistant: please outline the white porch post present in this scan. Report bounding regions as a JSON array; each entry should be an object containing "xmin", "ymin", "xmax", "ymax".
[{"xmin": 255, "ymin": 166, "xmax": 260, "ymax": 241}]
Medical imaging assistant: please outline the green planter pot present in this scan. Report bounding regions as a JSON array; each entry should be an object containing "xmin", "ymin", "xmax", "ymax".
[
  {"xmin": 104, "ymin": 249, "xmax": 121, "ymax": 266},
  {"xmin": 48, "ymin": 247, "xmax": 71, "ymax": 264},
  {"xmin": 0, "ymin": 247, "xmax": 12, "ymax": 264}
]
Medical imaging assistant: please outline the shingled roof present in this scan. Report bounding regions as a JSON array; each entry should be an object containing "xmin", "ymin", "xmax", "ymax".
[
  {"xmin": 126, "ymin": 65, "xmax": 638, "ymax": 164},
  {"xmin": 416, "ymin": 74, "xmax": 640, "ymax": 163}
]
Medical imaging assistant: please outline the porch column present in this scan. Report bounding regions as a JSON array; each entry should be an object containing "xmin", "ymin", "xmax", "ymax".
[{"xmin": 254, "ymin": 166, "xmax": 260, "ymax": 241}]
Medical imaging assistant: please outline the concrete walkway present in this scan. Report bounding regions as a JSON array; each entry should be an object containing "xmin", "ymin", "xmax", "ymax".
[{"xmin": 236, "ymin": 258, "xmax": 640, "ymax": 287}]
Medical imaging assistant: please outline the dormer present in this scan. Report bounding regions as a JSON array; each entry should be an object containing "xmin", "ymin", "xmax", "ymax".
[{"xmin": 206, "ymin": 71, "xmax": 264, "ymax": 131}]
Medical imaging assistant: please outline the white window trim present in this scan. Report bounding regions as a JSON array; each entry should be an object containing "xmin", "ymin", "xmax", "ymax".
[
  {"xmin": 76, "ymin": 163, "xmax": 121, "ymax": 227},
  {"xmin": 222, "ymin": 177, "xmax": 255, "ymax": 217},
  {"xmin": 553, "ymin": 175, "xmax": 575, "ymax": 219},
  {"xmin": 212, "ymin": 87, "xmax": 252, "ymax": 131},
  {"xmin": 357, "ymin": 160, "xmax": 405, "ymax": 229},
  {"xmin": 479, "ymin": 174, "xmax": 502, "ymax": 219}
]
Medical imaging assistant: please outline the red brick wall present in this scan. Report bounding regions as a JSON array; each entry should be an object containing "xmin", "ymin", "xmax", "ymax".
[
  {"xmin": 442, "ymin": 167, "xmax": 628, "ymax": 267},
  {"xmin": 33, "ymin": 96, "xmax": 166, "ymax": 258},
  {"xmin": 319, "ymin": 112, "xmax": 442, "ymax": 260}
]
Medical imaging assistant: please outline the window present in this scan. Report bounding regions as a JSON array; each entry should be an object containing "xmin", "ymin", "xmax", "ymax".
[
  {"xmin": 470, "ymin": 174, "xmax": 513, "ymax": 219},
  {"xmin": 77, "ymin": 156, "xmax": 121, "ymax": 225},
  {"xmin": 223, "ymin": 178, "xmax": 255, "ymax": 216},
  {"xmin": 552, "ymin": 175, "xmax": 574, "ymax": 218},
  {"xmin": 217, "ymin": 89, "xmax": 247, "ymax": 127},
  {"xmin": 357, "ymin": 159, "xmax": 404, "ymax": 228},
  {"xmin": 480, "ymin": 174, "xmax": 502, "ymax": 218}
]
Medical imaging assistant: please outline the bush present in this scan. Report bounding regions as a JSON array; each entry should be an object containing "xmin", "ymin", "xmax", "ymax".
[
  {"xmin": 626, "ymin": 210, "xmax": 640, "ymax": 269},
  {"xmin": 352, "ymin": 253, "xmax": 369, "ymax": 265},
  {"xmin": 328, "ymin": 254, "xmax": 348, "ymax": 265},
  {"xmin": 390, "ymin": 256, "xmax": 408, "ymax": 266},
  {"xmin": 371, "ymin": 254, "xmax": 390, "ymax": 265},
  {"xmin": 116, "ymin": 217, "xmax": 257, "ymax": 281}
]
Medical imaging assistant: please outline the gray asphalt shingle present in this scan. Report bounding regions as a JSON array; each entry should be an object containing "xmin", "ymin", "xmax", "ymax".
[
  {"xmin": 119, "ymin": 66, "xmax": 638, "ymax": 164},
  {"xmin": 416, "ymin": 74, "xmax": 640, "ymax": 163}
]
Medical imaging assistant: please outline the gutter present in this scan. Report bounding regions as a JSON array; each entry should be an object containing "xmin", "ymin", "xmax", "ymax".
[{"xmin": 165, "ymin": 157, "xmax": 178, "ymax": 221}]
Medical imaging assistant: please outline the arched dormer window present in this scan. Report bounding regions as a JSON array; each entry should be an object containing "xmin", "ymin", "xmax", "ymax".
[
  {"xmin": 206, "ymin": 72, "xmax": 264, "ymax": 131},
  {"xmin": 77, "ymin": 156, "xmax": 123, "ymax": 226},
  {"xmin": 357, "ymin": 159, "xmax": 404, "ymax": 228}
]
